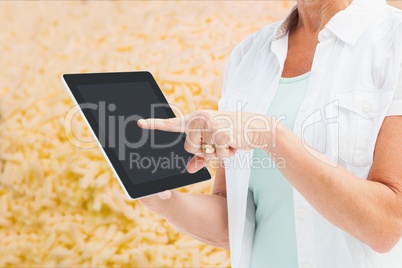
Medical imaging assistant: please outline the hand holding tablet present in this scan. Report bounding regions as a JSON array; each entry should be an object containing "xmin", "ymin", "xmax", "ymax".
[{"xmin": 62, "ymin": 72, "xmax": 211, "ymax": 199}]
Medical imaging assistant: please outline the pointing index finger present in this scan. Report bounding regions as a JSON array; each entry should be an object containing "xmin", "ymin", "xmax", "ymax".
[{"xmin": 137, "ymin": 117, "xmax": 187, "ymax": 132}]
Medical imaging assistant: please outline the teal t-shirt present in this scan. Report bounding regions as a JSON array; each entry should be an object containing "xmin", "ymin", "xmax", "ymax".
[{"xmin": 249, "ymin": 72, "xmax": 310, "ymax": 268}]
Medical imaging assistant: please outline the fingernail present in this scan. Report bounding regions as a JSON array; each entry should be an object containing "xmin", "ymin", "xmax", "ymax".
[
  {"xmin": 137, "ymin": 119, "xmax": 146, "ymax": 127},
  {"xmin": 159, "ymin": 190, "xmax": 171, "ymax": 200}
]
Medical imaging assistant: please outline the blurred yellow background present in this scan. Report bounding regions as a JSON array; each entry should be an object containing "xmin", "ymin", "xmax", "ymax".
[{"xmin": 0, "ymin": 1, "xmax": 400, "ymax": 267}]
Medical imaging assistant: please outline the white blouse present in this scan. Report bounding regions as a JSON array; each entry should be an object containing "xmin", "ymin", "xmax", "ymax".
[{"xmin": 218, "ymin": 0, "xmax": 402, "ymax": 267}]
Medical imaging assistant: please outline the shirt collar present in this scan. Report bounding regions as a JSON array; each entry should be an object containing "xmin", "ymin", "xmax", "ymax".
[
  {"xmin": 325, "ymin": 0, "xmax": 387, "ymax": 45},
  {"xmin": 272, "ymin": 0, "xmax": 387, "ymax": 46}
]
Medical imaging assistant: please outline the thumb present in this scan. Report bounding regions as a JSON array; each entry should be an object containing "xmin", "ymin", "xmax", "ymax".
[
  {"xmin": 186, "ymin": 155, "xmax": 206, "ymax": 173},
  {"xmin": 157, "ymin": 190, "xmax": 172, "ymax": 200}
]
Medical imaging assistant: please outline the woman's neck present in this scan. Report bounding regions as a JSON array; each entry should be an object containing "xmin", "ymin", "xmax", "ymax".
[{"xmin": 296, "ymin": 0, "xmax": 352, "ymax": 33}]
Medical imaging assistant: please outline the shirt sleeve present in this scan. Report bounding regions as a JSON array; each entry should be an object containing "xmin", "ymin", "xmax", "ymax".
[{"xmin": 386, "ymin": 59, "xmax": 402, "ymax": 116}]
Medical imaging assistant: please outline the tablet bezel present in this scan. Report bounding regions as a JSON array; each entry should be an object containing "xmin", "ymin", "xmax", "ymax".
[{"xmin": 62, "ymin": 71, "xmax": 211, "ymax": 199}]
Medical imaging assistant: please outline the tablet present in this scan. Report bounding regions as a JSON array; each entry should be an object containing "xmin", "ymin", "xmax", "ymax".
[{"xmin": 62, "ymin": 71, "xmax": 211, "ymax": 199}]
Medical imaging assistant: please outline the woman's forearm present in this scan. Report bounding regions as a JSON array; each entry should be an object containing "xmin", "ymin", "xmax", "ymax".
[
  {"xmin": 140, "ymin": 191, "xmax": 229, "ymax": 249},
  {"xmin": 267, "ymin": 123, "xmax": 402, "ymax": 253}
]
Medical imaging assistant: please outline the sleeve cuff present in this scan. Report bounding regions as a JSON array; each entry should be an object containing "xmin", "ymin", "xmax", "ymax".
[{"xmin": 385, "ymin": 101, "xmax": 402, "ymax": 116}]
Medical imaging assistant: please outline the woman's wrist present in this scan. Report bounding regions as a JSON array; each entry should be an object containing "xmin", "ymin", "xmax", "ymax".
[
  {"xmin": 262, "ymin": 118, "xmax": 289, "ymax": 155},
  {"xmin": 253, "ymin": 115, "xmax": 278, "ymax": 151}
]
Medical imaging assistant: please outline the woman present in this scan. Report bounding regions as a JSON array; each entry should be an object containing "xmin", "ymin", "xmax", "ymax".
[{"xmin": 139, "ymin": 0, "xmax": 402, "ymax": 267}]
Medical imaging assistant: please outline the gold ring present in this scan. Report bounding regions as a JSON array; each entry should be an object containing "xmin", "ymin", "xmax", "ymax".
[{"xmin": 202, "ymin": 144, "xmax": 215, "ymax": 154}]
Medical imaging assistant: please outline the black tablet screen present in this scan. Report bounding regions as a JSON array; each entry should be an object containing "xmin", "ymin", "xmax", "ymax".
[{"xmin": 76, "ymin": 82, "xmax": 193, "ymax": 185}]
